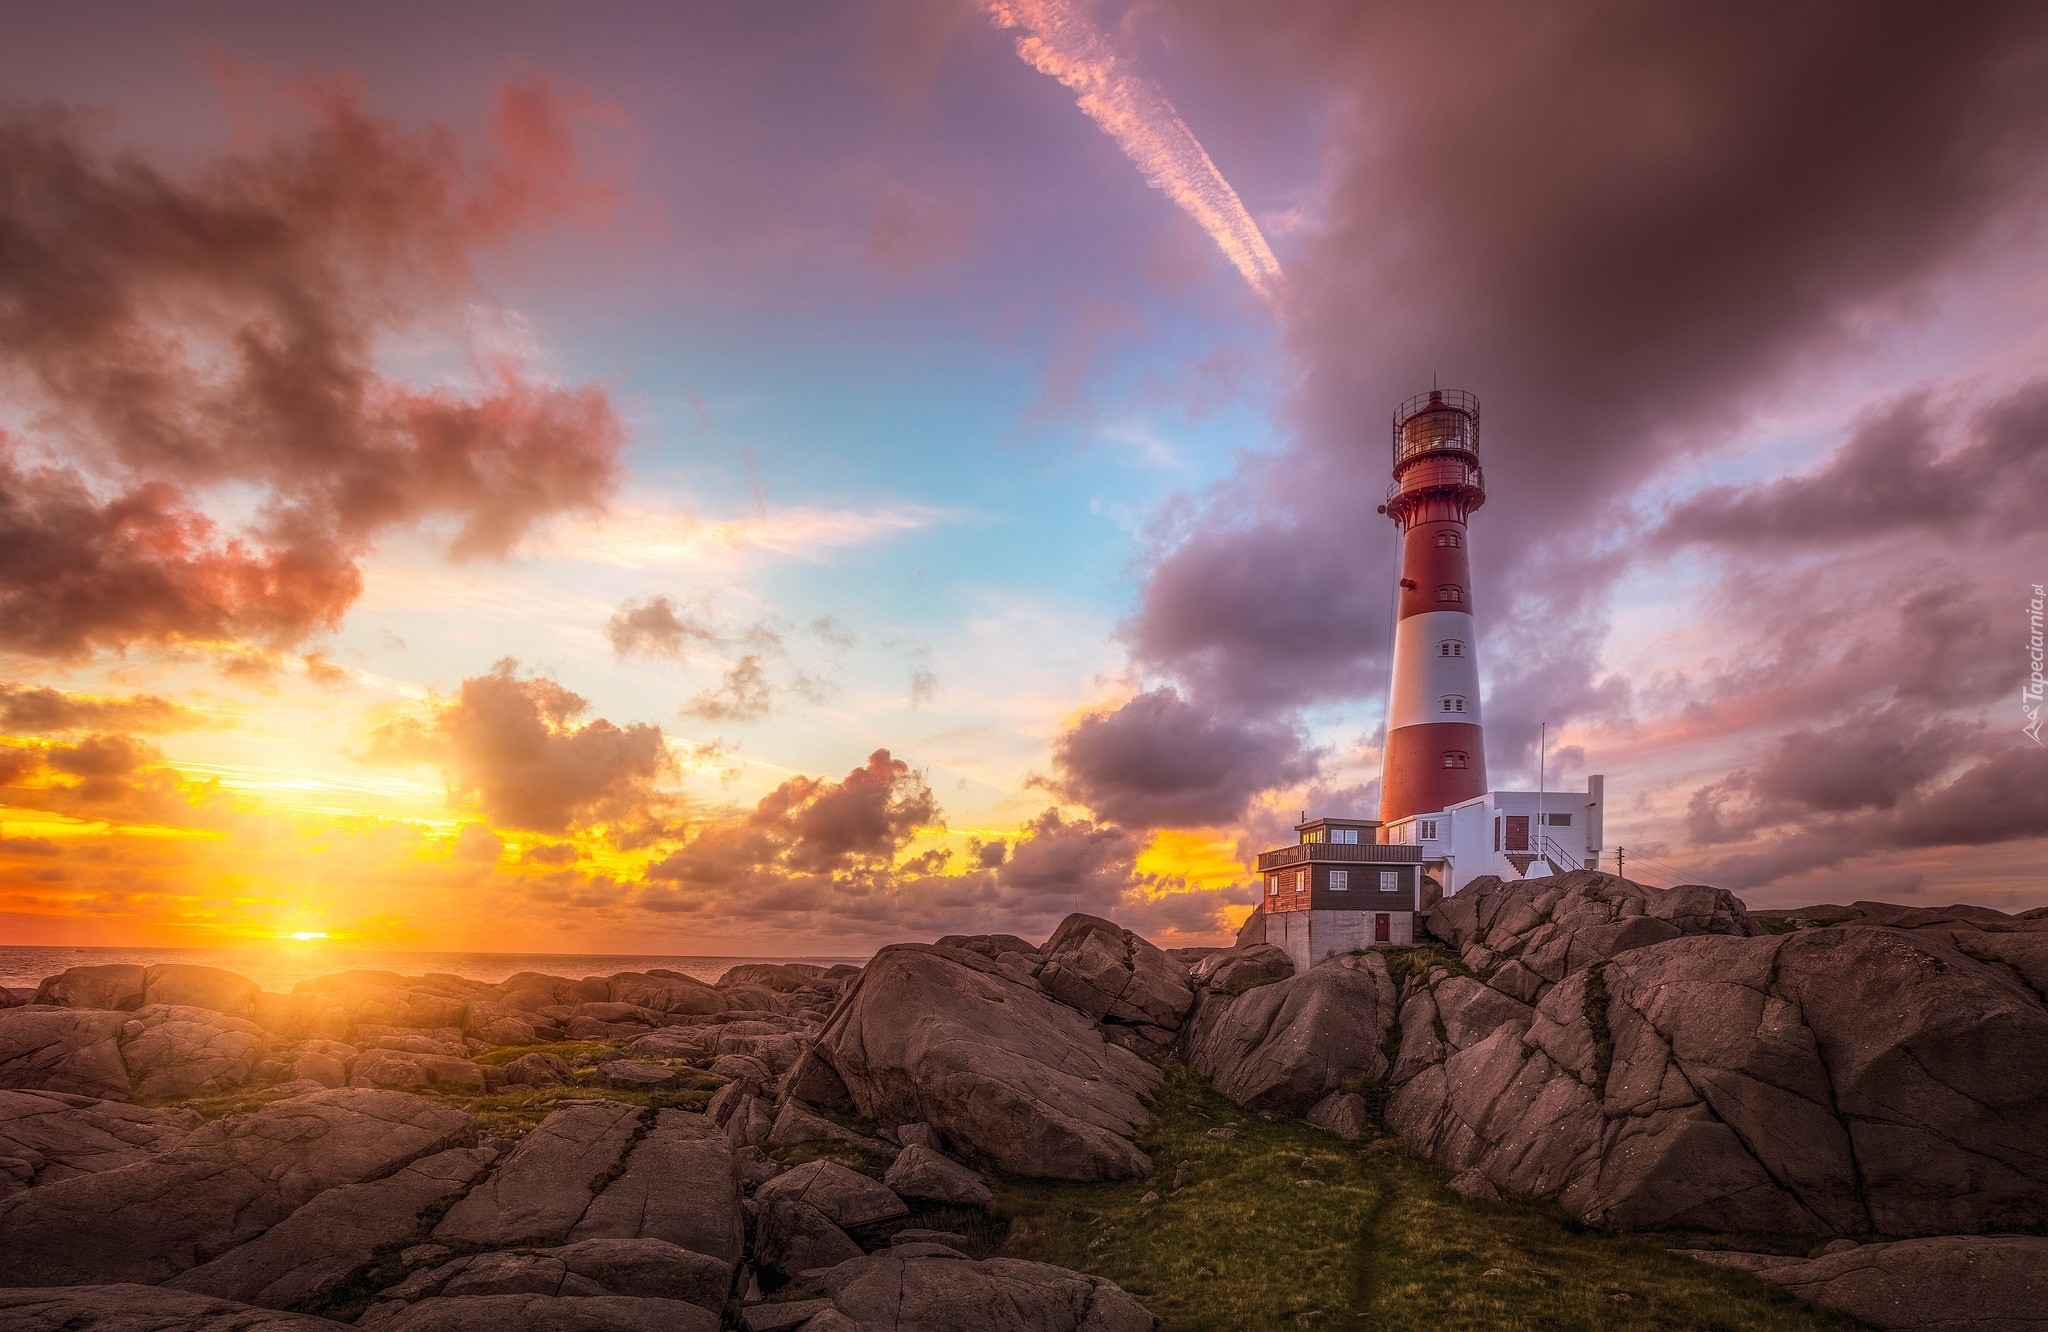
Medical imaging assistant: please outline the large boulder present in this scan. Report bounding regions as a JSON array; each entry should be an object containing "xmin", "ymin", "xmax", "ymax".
[
  {"xmin": 1188, "ymin": 944, "xmax": 1293, "ymax": 993},
  {"xmin": 1035, "ymin": 914, "xmax": 1195, "ymax": 1044},
  {"xmin": 1681, "ymin": 1235, "xmax": 2048, "ymax": 1332},
  {"xmin": 360, "ymin": 1292, "xmax": 719, "ymax": 1331},
  {"xmin": 31, "ymin": 963, "xmax": 146, "ymax": 1011},
  {"xmin": 0, "ymin": 1087, "xmax": 475, "ymax": 1286},
  {"xmin": 118, "ymin": 1005, "xmax": 271, "ymax": 1098},
  {"xmin": 1388, "ymin": 927, "xmax": 2048, "ymax": 1235},
  {"xmin": 0, "ymin": 1284, "xmax": 337, "ymax": 1329},
  {"xmin": 775, "ymin": 1247, "xmax": 1155, "ymax": 1331},
  {"xmin": 0, "ymin": 1007, "xmax": 132, "ymax": 1099},
  {"xmin": 167, "ymin": 1147, "xmax": 492, "ymax": 1309},
  {"xmin": 884, "ymin": 1144, "xmax": 992, "ymax": 1207},
  {"xmin": 755, "ymin": 1160, "xmax": 906, "ymax": 1229},
  {"xmin": 606, "ymin": 971, "xmax": 726, "ymax": 1016},
  {"xmin": 434, "ymin": 1102, "xmax": 644, "ymax": 1249},
  {"xmin": 810, "ymin": 944, "xmax": 1161, "ymax": 1181},
  {"xmin": 571, "ymin": 1110, "xmax": 743, "ymax": 1266},
  {"xmin": 142, "ymin": 964, "xmax": 261, "ymax": 1018},
  {"xmin": 1183, "ymin": 953, "xmax": 1398, "ymax": 1114},
  {"xmin": 0, "ymin": 1089, "xmax": 189, "ymax": 1197},
  {"xmin": 1426, "ymin": 872, "xmax": 1761, "ymax": 1003},
  {"xmin": 365, "ymin": 1238, "xmax": 731, "ymax": 1319},
  {"xmin": 350, "ymin": 1049, "xmax": 488, "ymax": 1096}
]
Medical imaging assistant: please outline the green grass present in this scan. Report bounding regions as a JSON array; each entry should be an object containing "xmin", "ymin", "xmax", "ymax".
[
  {"xmin": 1376, "ymin": 944, "xmax": 1475, "ymax": 986},
  {"xmin": 469, "ymin": 1039, "xmax": 624, "ymax": 1067},
  {"xmin": 993, "ymin": 1066, "xmax": 1863, "ymax": 1332}
]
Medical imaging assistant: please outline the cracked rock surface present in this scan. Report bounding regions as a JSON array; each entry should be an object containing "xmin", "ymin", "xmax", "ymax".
[
  {"xmin": 775, "ymin": 1247, "xmax": 1155, "ymax": 1332},
  {"xmin": 1680, "ymin": 1235, "xmax": 2048, "ymax": 1331},
  {"xmin": 1183, "ymin": 953, "xmax": 1398, "ymax": 1114}
]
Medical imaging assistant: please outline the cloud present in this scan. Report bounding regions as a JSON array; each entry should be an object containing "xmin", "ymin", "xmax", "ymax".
[
  {"xmin": 1049, "ymin": 686, "xmax": 1320, "ymax": 828},
  {"xmin": 984, "ymin": 0, "xmax": 1286, "ymax": 304},
  {"xmin": 0, "ymin": 732, "xmax": 202, "ymax": 827},
  {"xmin": 866, "ymin": 185, "xmax": 977, "ymax": 274},
  {"xmin": 685, "ymin": 655, "xmax": 776, "ymax": 722},
  {"xmin": 606, "ymin": 595, "xmax": 722, "ymax": 660},
  {"xmin": 0, "ymin": 684, "xmax": 196, "ymax": 734},
  {"xmin": 368, "ymin": 659, "xmax": 672, "ymax": 833},
  {"xmin": 1657, "ymin": 382, "xmax": 2048, "ymax": 549},
  {"xmin": 0, "ymin": 78, "xmax": 629, "ymax": 659}
]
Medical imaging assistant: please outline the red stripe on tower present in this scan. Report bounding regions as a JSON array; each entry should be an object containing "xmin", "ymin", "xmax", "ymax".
[{"xmin": 1380, "ymin": 389, "xmax": 1488, "ymax": 822}]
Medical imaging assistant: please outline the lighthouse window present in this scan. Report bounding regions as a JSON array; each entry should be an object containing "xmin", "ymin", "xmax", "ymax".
[
  {"xmin": 1436, "ymin": 585, "xmax": 1464, "ymax": 603},
  {"xmin": 1441, "ymin": 751, "xmax": 1469, "ymax": 768},
  {"xmin": 1329, "ymin": 870, "xmax": 1349, "ymax": 892},
  {"xmin": 1419, "ymin": 819, "xmax": 1439, "ymax": 840},
  {"xmin": 1434, "ymin": 531, "xmax": 1462, "ymax": 548},
  {"xmin": 1440, "ymin": 695, "xmax": 1466, "ymax": 713},
  {"xmin": 1438, "ymin": 640, "xmax": 1465, "ymax": 658}
]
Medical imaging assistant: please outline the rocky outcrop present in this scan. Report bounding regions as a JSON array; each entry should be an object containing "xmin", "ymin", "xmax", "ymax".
[
  {"xmin": 1425, "ymin": 871, "xmax": 1762, "ymax": 1003},
  {"xmin": 350, "ymin": 1049, "xmax": 488, "ymax": 1095},
  {"xmin": 1188, "ymin": 944, "xmax": 1293, "ymax": 993},
  {"xmin": 0, "ymin": 1090, "xmax": 189, "ymax": 1196},
  {"xmin": 771, "ymin": 1246, "xmax": 1155, "ymax": 1331},
  {"xmin": 0, "ymin": 1088, "xmax": 475, "ymax": 1286},
  {"xmin": 0, "ymin": 1284, "xmax": 337, "ymax": 1329},
  {"xmin": 366, "ymin": 1238, "xmax": 732, "ymax": 1319},
  {"xmin": 142, "ymin": 964, "xmax": 261, "ymax": 1018},
  {"xmin": 31, "ymin": 964, "xmax": 146, "ymax": 1012},
  {"xmin": 167, "ymin": 1147, "xmax": 493, "ymax": 1309},
  {"xmin": 1035, "ymin": 914, "xmax": 1195, "ymax": 1048},
  {"xmin": 1758, "ymin": 901, "xmax": 2048, "ymax": 935},
  {"xmin": 810, "ymin": 944, "xmax": 1161, "ymax": 1181},
  {"xmin": 1183, "ymin": 953, "xmax": 1398, "ymax": 1114},
  {"xmin": 361, "ymin": 1292, "xmax": 719, "ymax": 1331},
  {"xmin": 0, "ymin": 1007, "xmax": 133, "ymax": 1099},
  {"xmin": 118, "ymin": 1005, "xmax": 271, "ymax": 1098},
  {"xmin": 1387, "ymin": 926, "xmax": 2048, "ymax": 1235},
  {"xmin": 884, "ymin": 1144, "xmax": 991, "ymax": 1207},
  {"xmin": 1681, "ymin": 1235, "xmax": 2048, "ymax": 1332},
  {"xmin": 434, "ymin": 1102, "xmax": 644, "ymax": 1249}
]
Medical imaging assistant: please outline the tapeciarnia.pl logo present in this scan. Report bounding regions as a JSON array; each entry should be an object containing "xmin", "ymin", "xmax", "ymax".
[{"xmin": 2027, "ymin": 583, "xmax": 2045, "ymax": 746}]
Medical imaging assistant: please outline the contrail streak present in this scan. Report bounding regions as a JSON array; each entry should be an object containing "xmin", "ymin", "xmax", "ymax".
[{"xmin": 985, "ymin": 0, "xmax": 1287, "ymax": 308}]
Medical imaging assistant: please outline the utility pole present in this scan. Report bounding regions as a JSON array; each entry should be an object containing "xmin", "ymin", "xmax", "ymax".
[
  {"xmin": 1616, "ymin": 846, "xmax": 1624, "ymax": 879},
  {"xmin": 1537, "ymin": 721, "xmax": 1546, "ymax": 867}
]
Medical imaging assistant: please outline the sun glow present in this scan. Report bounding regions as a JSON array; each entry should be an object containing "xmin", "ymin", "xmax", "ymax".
[{"xmin": 286, "ymin": 931, "xmax": 329, "ymax": 941}]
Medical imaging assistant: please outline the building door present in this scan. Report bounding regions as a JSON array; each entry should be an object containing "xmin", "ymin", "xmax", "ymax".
[
  {"xmin": 1504, "ymin": 814, "xmax": 1530, "ymax": 852},
  {"xmin": 1375, "ymin": 912, "xmax": 1390, "ymax": 943}
]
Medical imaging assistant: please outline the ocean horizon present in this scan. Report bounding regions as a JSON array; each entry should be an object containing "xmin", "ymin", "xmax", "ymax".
[{"xmin": 0, "ymin": 943, "xmax": 870, "ymax": 994}]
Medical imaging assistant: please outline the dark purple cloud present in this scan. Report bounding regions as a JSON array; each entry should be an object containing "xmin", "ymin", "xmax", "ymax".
[
  {"xmin": 369, "ymin": 659, "xmax": 671, "ymax": 834},
  {"xmin": 0, "ymin": 683, "xmax": 195, "ymax": 734},
  {"xmin": 606, "ymin": 595, "xmax": 722, "ymax": 660},
  {"xmin": 1048, "ymin": 686, "xmax": 1320, "ymax": 828}
]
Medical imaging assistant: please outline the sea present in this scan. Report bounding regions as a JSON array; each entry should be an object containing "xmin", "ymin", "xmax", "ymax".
[{"xmin": 0, "ymin": 944, "xmax": 869, "ymax": 995}]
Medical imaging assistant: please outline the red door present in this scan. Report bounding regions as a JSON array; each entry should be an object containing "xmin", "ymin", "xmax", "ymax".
[
  {"xmin": 1375, "ymin": 912, "xmax": 1390, "ymax": 942},
  {"xmin": 1504, "ymin": 815, "xmax": 1530, "ymax": 852}
]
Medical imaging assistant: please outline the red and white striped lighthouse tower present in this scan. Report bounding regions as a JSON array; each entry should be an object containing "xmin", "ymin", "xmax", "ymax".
[{"xmin": 1379, "ymin": 389, "xmax": 1489, "ymax": 822}]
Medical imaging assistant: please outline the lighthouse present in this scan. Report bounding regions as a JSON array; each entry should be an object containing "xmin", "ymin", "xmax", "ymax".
[{"xmin": 1379, "ymin": 389, "xmax": 1489, "ymax": 822}]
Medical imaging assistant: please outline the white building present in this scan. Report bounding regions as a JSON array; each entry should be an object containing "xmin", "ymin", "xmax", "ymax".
[{"xmin": 1379, "ymin": 775, "xmax": 1606, "ymax": 897}]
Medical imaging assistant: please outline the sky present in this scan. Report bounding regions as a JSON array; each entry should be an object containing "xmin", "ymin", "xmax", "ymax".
[{"xmin": 3, "ymin": 0, "xmax": 2047, "ymax": 956}]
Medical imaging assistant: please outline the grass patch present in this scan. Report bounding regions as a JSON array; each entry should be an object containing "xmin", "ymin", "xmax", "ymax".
[
  {"xmin": 464, "ymin": 1082, "xmax": 720, "ymax": 1138},
  {"xmin": 1222, "ymin": 974, "xmax": 1289, "ymax": 997},
  {"xmin": 1378, "ymin": 945, "xmax": 1475, "ymax": 987},
  {"xmin": 1751, "ymin": 916, "xmax": 1801, "ymax": 936},
  {"xmin": 469, "ymin": 1040, "xmax": 623, "ymax": 1067},
  {"xmin": 994, "ymin": 1065, "xmax": 1860, "ymax": 1332}
]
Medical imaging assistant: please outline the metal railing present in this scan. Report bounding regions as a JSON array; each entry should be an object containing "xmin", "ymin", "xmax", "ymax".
[
  {"xmin": 1392, "ymin": 388, "xmax": 1480, "ymax": 468},
  {"xmin": 1256, "ymin": 841, "xmax": 1425, "ymax": 873}
]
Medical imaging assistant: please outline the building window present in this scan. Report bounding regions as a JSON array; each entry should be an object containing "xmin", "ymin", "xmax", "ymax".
[
  {"xmin": 1441, "ymin": 750, "xmax": 1468, "ymax": 768},
  {"xmin": 1493, "ymin": 817, "xmax": 1501, "ymax": 851},
  {"xmin": 1332, "ymin": 827, "xmax": 1359, "ymax": 845},
  {"xmin": 1440, "ymin": 696, "xmax": 1466, "ymax": 714},
  {"xmin": 1329, "ymin": 870, "xmax": 1349, "ymax": 892},
  {"xmin": 1434, "ymin": 530, "xmax": 1462, "ymax": 548},
  {"xmin": 1438, "ymin": 640, "xmax": 1465, "ymax": 658},
  {"xmin": 1419, "ymin": 819, "xmax": 1439, "ymax": 840},
  {"xmin": 1267, "ymin": 874, "xmax": 1279, "ymax": 897},
  {"xmin": 1436, "ymin": 584, "xmax": 1464, "ymax": 603},
  {"xmin": 1544, "ymin": 813, "xmax": 1572, "ymax": 826},
  {"xmin": 1301, "ymin": 828, "xmax": 1323, "ymax": 844},
  {"xmin": 1379, "ymin": 871, "xmax": 1400, "ymax": 892},
  {"xmin": 1295, "ymin": 870, "xmax": 1307, "ymax": 891}
]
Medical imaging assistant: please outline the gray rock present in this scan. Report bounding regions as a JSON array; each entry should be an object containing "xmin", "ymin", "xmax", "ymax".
[
  {"xmin": 0, "ymin": 1006, "xmax": 132, "ymax": 1099},
  {"xmin": 757, "ymin": 1158, "xmax": 907, "ymax": 1228},
  {"xmin": 1190, "ymin": 944, "xmax": 1294, "ymax": 993},
  {"xmin": 884, "ymin": 1144, "xmax": 991, "ymax": 1207},
  {"xmin": 1426, "ymin": 872, "xmax": 1761, "ymax": 1002},
  {"xmin": 167, "ymin": 1146, "xmax": 491, "ymax": 1308},
  {"xmin": 724, "ymin": 1094, "xmax": 774, "ymax": 1148},
  {"xmin": 767, "ymin": 1100, "xmax": 892, "ymax": 1155},
  {"xmin": 0, "ymin": 1089, "xmax": 188, "ymax": 1196},
  {"xmin": 895, "ymin": 1121, "xmax": 940, "ymax": 1151},
  {"xmin": 607, "ymin": 971, "xmax": 727, "ymax": 1016},
  {"xmin": 381, "ymin": 1237, "xmax": 730, "ymax": 1313},
  {"xmin": 1303, "ymin": 1091, "xmax": 1372, "ymax": 1140},
  {"xmin": 363, "ymin": 1293, "xmax": 718, "ymax": 1331},
  {"xmin": 0, "ymin": 1284, "xmax": 335, "ymax": 1329},
  {"xmin": 1184, "ymin": 953, "xmax": 1398, "ymax": 1114},
  {"xmin": 1389, "ymin": 927, "xmax": 2048, "ymax": 1235},
  {"xmin": 1036, "ymin": 914, "xmax": 1195, "ymax": 1038},
  {"xmin": 599, "ymin": 1059, "xmax": 676, "ymax": 1090},
  {"xmin": 753, "ymin": 1196, "xmax": 863, "ymax": 1282},
  {"xmin": 502, "ymin": 1051, "xmax": 570, "ymax": 1087},
  {"xmin": 32, "ymin": 963, "xmax": 146, "ymax": 1011},
  {"xmin": 434, "ymin": 1102, "xmax": 642, "ymax": 1248},
  {"xmin": 780, "ymin": 1247, "xmax": 1155, "ymax": 1331},
  {"xmin": 811, "ymin": 944, "xmax": 1160, "ymax": 1181},
  {"xmin": 118, "ymin": 1005, "xmax": 271, "ymax": 1098},
  {"xmin": 350, "ymin": 1049, "xmax": 487, "ymax": 1095},
  {"xmin": 143, "ymin": 963, "xmax": 261, "ymax": 1018},
  {"xmin": 571, "ymin": 1109, "xmax": 744, "ymax": 1267},
  {"xmin": 1679, "ymin": 1235, "xmax": 2048, "ymax": 1331},
  {"xmin": 0, "ymin": 1088, "xmax": 475, "ymax": 1286}
]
